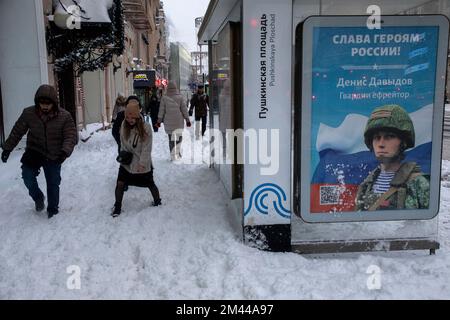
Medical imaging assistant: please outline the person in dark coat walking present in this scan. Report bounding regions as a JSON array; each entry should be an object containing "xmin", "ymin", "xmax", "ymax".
[
  {"xmin": 1, "ymin": 84, "xmax": 78, "ymax": 218},
  {"xmin": 148, "ymin": 88, "xmax": 160, "ymax": 132},
  {"xmin": 189, "ymin": 84, "xmax": 209, "ymax": 139}
]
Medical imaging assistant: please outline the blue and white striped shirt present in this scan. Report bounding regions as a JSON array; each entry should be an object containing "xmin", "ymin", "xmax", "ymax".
[{"xmin": 373, "ymin": 171, "xmax": 395, "ymax": 194}]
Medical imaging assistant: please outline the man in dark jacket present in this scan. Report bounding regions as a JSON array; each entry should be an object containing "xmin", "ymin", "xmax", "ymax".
[
  {"xmin": 1, "ymin": 84, "xmax": 78, "ymax": 218},
  {"xmin": 189, "ymin": 84, "xmax": 209, "ymax": 139}
]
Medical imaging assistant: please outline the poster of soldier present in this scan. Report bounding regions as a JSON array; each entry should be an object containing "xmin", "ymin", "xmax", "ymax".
[{"xmin": 298, "ymin": 16, "xmax": 449, "ymax": 223}]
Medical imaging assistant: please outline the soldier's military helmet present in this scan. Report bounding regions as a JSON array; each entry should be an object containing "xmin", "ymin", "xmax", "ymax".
[{"xmin": 364, "ymin": 104, "xmax": 415, "ymax": 150}]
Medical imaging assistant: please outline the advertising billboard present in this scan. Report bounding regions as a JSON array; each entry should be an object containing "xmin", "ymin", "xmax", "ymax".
[{"xmin": 298, "ymin": 15, "xmax": 449, "ymax": 222}]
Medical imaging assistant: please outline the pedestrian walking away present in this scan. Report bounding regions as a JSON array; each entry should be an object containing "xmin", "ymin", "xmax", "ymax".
[
  {"xmin": 157, "ymin": 81, "xmax": 191, "ymax": 161},
  {"xmin": 189, "ymin": 83, "xmax": 209, "ymax": 140},
  {"xmin": 1, "ymin": 84, "xmax": 78, "ymax": 218},
  {"xmin": 148, "ymin": 87, "xmax": 160, "ymax": 132}
]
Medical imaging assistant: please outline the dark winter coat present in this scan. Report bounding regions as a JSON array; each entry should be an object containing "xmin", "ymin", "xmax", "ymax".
[
  {"xmin": 355, "ymin": 162, "xmax": 430, "ymax": 210},
  {"xmin": 149, "ymin": 94, "xmax": 160, "ymax": 128},
  {"xmin": 3, "ymin": 85, "xmax": 78, "ymax": 163},
  {"xmin": 189, "ymin": 92, "xmax": 209, "ymax": 117},
  {"xmin": 112, "ymin": 110, "xmax": 125, "ymax": 147}
]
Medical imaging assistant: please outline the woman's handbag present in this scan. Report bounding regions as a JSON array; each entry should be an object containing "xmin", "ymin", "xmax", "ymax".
[{"xmin": 116, "ymin": 151, "xmax": 133, "ymax": 165}]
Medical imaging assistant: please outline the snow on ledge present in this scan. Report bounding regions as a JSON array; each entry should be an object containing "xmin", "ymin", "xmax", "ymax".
[
  {"xmin": 53, "ymin": 0, "xmax": 114, "ymax": 24},
  {"xmin": 79, "ymin": 122, "xmax": 111, "ymax": 142}
]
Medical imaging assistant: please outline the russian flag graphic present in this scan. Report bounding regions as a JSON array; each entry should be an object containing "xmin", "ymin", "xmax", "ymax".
[{"xmin": 310, "ymin": 104, "xmax": 433, "ymax": 213}]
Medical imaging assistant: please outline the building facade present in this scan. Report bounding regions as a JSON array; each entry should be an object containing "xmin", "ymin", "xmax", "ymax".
[
  {"xmin": 0, "ymin": 0, "xmax": 170, "ymax": 140},
  {"xmin": 0, "ymin": 0, "xmax": 49, "ymax": 143},
  {"xmin": 169, "ymin": 42, "xmax": 192, "ymax": 96}
]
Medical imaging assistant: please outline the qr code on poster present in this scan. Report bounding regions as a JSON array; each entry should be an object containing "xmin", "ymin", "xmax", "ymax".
[{"xmin": 319, "ymin": 186, "xmax": 340, "ymax": 205}]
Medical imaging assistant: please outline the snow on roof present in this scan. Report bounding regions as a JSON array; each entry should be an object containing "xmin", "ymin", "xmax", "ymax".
[{"xmin": 53, "ymin": 0, "xmax": 114, "ymax": 24}]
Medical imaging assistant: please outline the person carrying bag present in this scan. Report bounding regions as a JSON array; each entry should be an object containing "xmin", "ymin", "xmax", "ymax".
[{"xmin": 112, "ymin": 101, "xmax": 161, "ymax": 217}]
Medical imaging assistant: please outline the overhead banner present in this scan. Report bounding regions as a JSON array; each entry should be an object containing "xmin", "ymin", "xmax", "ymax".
[
  {"xmin": 298, "ymin": 15, "xmax": 449, "ymax": 223},
  {"xmin": 243, "ymin": 0, "xmax": 292, "ymax": 226}
]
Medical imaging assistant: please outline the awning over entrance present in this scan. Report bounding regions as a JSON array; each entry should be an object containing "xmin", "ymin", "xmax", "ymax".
[{"xmin": 198, "ymin": 0, "xmax": 240, "ymax": 44}]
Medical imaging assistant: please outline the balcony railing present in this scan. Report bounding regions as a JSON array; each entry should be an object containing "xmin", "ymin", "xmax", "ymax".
[{"xmin": 123, "ymin": 0, "xmax": 151, "ymax": 30}]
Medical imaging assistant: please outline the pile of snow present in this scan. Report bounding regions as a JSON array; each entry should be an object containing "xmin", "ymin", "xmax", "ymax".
[
  {"xmin": 79, "ymin": 123, "xmax": 110, "ymax": 142},
  {"xmin": 1, "ymin": 124, "xmax": 450, "ymax": 299}
]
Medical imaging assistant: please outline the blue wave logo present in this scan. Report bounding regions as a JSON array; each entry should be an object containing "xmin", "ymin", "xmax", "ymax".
[{"xmin": 244, "ymin": 183, "xmax": 291, "ymax": 218}]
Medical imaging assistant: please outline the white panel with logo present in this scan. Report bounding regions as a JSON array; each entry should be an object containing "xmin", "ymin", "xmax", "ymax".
[{"xmin": 242, "ymin": 0, "xmax": 292, "ymax": 226}]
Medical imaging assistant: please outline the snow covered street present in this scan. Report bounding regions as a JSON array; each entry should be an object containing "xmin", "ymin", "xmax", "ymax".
[{"xmin": 1, "ymin": 128, "xmax": 450, "ymax": 299}]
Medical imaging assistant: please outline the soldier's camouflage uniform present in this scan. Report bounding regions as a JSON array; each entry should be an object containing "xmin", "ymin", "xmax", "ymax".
[
  {"xmin": 356, "ymin": 104, "xmax": 430, "ymax": 211},
  {"xmin": 355, "ymin": 162, "xmax": 430, "ymax": 210}
]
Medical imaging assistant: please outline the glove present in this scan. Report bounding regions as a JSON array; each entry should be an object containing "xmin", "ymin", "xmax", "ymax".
[
  {"xmin": 155, "ymin": 122, "xmax": 161, "ymax": 128},
  {"xmin": 1, "ymin": 150, "xmax": 10, "ymax": 163},
  {"xmin": 186, "ymin": 120, "xmax": 191, "ymax": 127}
]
